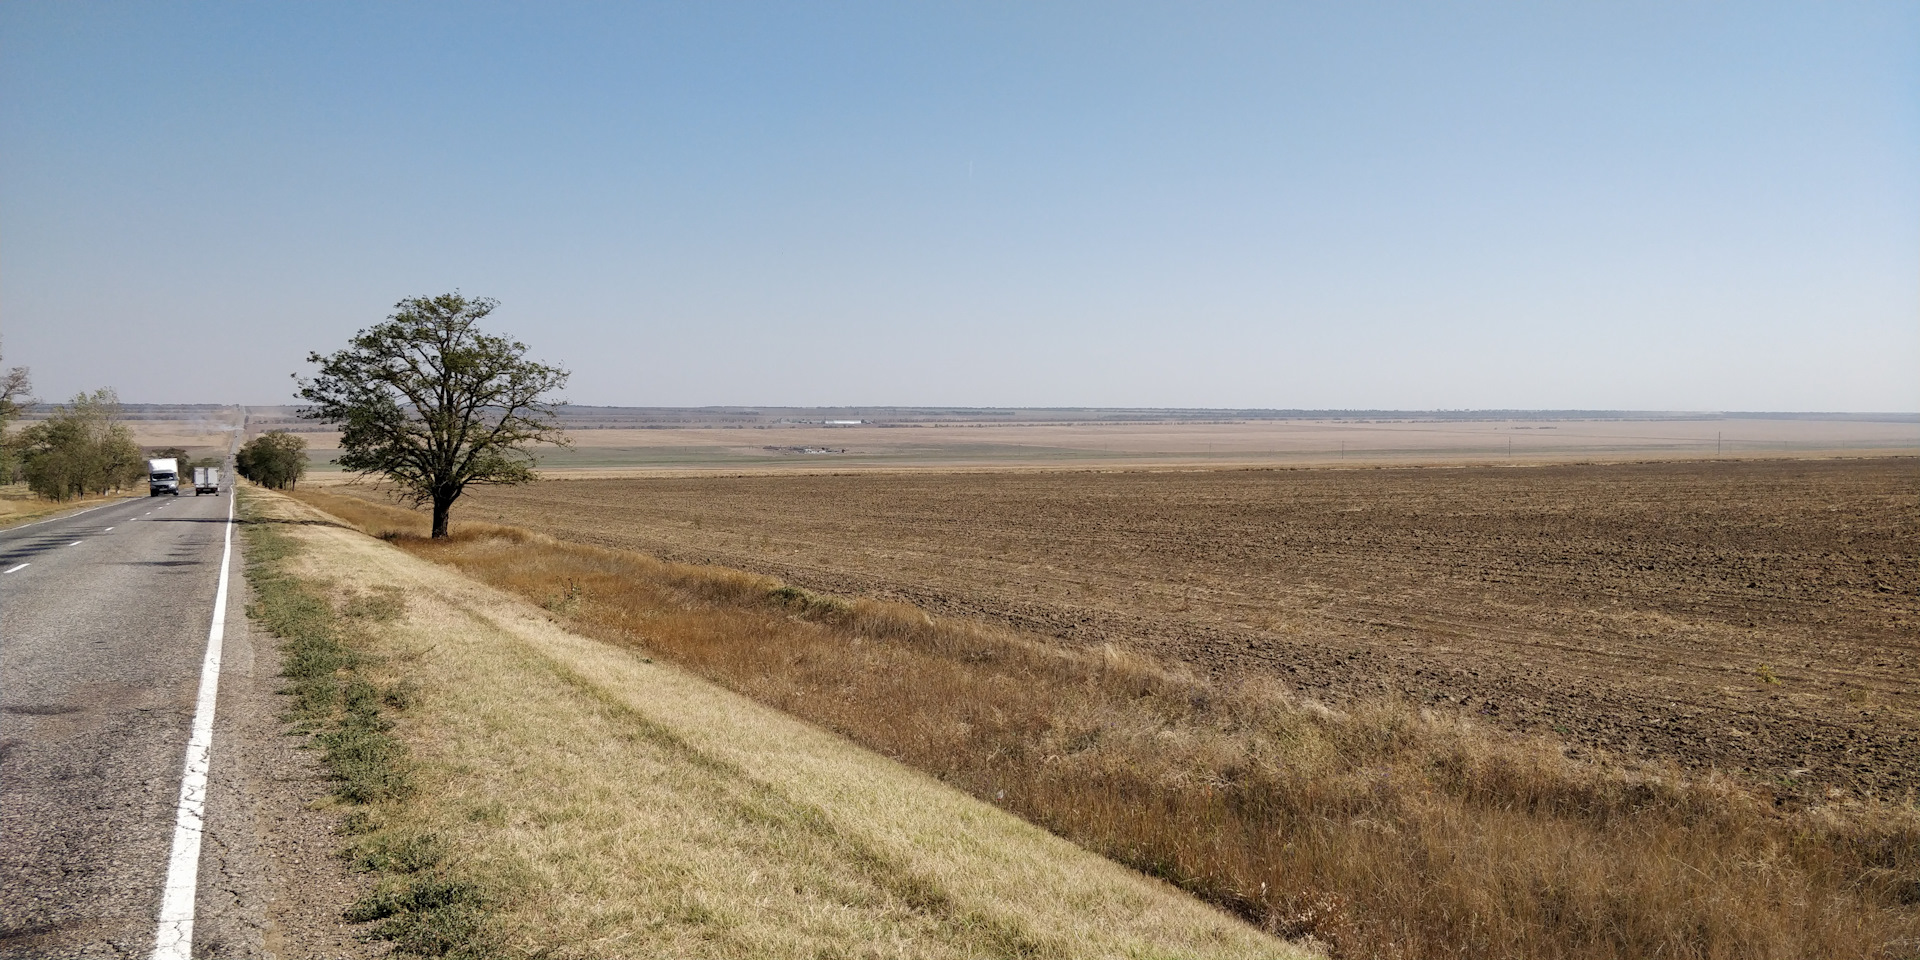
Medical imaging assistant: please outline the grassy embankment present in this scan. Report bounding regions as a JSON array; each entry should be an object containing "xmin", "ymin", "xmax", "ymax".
[
  {"xmin": 291, "ymin": 488, "xmax": 1920, "ymax": 960},
  {"xmin": 239, "ymin": 486, "xmax": 1300, "ymax": 959},
  {"xmin": 0, "ymin": 483, "xmax": 129, "ymax": 528}
]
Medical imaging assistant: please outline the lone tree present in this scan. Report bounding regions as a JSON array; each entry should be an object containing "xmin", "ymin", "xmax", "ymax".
[{"xmin": 299, "ymin": 294, "xmax": 569, "ymax": 537}]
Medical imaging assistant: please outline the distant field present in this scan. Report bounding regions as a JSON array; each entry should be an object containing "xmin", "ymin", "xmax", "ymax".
[
  {"xmin": 283, "ymin": 410, "xmax": 1920, "ymax": 475},
  {"xmin": 49, "ymin": 405, "xmax": 247, "ymax": 460},
  {"xmin": 320, "ymin": 456, "xmax": 1920, "ymax": 958},
  {"xmin": 19, "ymin": 404, "xmax": 1900, "ymax": 474},
  {"xmin": 432, "ymin": 457, "xmax": 1920, "ymax": 798}
]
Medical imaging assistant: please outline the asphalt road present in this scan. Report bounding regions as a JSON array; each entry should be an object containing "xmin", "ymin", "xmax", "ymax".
[{"xmin": 0, "ymin": 490, "xmax": 250, "ymax": 957}]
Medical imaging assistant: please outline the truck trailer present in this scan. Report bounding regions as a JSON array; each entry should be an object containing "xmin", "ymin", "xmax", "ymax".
[
  {"xmin": 148, "ymin": 458, "xmax": 180, "ymax": 496},
  {"xmin": 194, "ymin": 466, "xmax": 221, "ymax": 495}
]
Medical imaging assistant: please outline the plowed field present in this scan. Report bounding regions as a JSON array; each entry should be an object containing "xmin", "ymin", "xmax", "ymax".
[{"xmin": 452, "ymin": 458, "xmax": 1918, "ymax": 796}]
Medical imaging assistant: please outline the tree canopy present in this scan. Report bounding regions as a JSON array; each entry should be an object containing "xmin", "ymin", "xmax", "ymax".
[
  {"xmin": 0, "ymin": 342, "xmax": 32, "ymax": 483},
  {"xmin": 298, "ymin": 293, "xmax": 569, "ymax": 537},
  {"xmin": 237, "ymin": 430, "xmax": 308, "ymax": 490},
  {"xmin": 0, "ymin": 358, "xmax": 29, "ymax": 429}
]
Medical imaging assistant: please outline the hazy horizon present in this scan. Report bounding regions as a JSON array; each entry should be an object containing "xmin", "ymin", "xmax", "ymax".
[
  {"xmin": 4, "ymin": 3, "xmax": 1915, "ymax": 411},
  {"xmin": 38, "ymin": 401, "xmax": 1920, "ymax": 421}
]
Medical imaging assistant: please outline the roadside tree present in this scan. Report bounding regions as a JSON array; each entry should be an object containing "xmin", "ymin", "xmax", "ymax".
[
  {"xmin": 16, "ymin": 389, "xmax": 145, "ymax": 500},
  {"xmin": 236, "ymin": 430, "xmax": 308, "ymax": 490},
  {"xmin": 298, "ymin": 293, "xmax": 569, "ymax": 537},
  {"xmin": 0, "ymin": 346, "xmax": 31, "ymax": 481}
]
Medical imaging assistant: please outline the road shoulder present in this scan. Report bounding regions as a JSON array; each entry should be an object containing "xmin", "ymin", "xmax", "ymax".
[
  {"xmin": 0, "ymin": 492, "xmax": 135, "ymax": 531},
  {"xmin": 192, "ymin": 500, "xmax": 387, "ymax": 960}
]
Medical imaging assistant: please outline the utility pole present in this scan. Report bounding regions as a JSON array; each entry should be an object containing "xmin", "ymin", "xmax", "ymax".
[{"xmin": 1717, "ymin": 431, "xmax": 1722, "ymax": 456}]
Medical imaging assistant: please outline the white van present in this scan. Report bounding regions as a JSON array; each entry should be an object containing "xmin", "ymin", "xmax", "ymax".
[{"xmin": 148, "ymin": 458, "xmax": 180, "ymax": 496}]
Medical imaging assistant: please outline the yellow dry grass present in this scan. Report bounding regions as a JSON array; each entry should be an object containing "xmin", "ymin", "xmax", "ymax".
[
  {"xmin": 292, "ymin": 488, "xmax": 1920, "ymax": 960},
  {"xmin": 246, "ymin": 487, "xmax": 1304, "ymax": 959},
  {"xmin": 0, "ymin": 484, "xmax": 130, "ymax": 528}
]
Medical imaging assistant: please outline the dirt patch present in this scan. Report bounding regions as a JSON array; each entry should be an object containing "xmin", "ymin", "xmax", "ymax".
[{"xmin": 438, "ymin": 457, "xmax": 1919, "ymax": 798}]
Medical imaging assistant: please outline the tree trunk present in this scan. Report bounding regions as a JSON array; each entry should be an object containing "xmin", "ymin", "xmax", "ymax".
[{"xmin": 431, "ymin": 491, "xmax": 454, "ymax": 538}]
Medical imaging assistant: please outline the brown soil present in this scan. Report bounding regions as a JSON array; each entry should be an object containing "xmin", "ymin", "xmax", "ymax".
[{"xmin": 447, "ymin": 457, "xmax": 1918, "ymax": 797}]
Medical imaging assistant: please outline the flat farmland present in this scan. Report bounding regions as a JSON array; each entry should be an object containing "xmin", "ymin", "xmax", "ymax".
[
  {"xmin": 284, "ymin": 411, "xmax": 1920, "ymax": 474},
  {"xmin": 452, "ymin": 458, "xmax": 1919, "ymax": 796}
]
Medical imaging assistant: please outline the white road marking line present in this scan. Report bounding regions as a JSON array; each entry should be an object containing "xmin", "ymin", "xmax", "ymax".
[
  {"xmin": 151, "ymin": 493, "xmax": 236, "ymax": 960},
  {"xmin": 104, "ymin": 527, "xmax": 114, "ymax": 532},
  {"xmin": 4, "ymin": 563, "xmax": 26, "ymax": 574},
  {"xmin": 70, "ymin": 541, "xmax": 82, "ymax": 547}
]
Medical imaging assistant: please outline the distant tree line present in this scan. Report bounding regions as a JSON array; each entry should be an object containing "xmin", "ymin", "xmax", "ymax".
[
  {"xmin": 237, "ymin": 430, "xmax": 308, "ymax": 490},
  {"xmin": 0, "ymin": 342, "xmax": 235, "ymax": 502},
  {"xmin": 148, "ymin": 445, "xmax": 222, "ymax": 474},
  {"xmin": 3, "ymin": 342, "xmax": 150, "ymax": 500}
]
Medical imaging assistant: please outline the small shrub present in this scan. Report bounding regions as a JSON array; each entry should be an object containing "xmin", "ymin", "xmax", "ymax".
[
  {"xmin": 345, "ymin": 875, "xmax": 494, "ymax": 958},
  {"xmin": 350, "ymin": 831, "xmax": 449, "ymax": 875},
  {"xmin": 769, "ymin": 584, "xmax": 851, "ymax": 617}
]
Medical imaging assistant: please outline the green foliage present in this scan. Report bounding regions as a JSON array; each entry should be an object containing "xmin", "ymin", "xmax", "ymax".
[
  {"xmin": 145, "ymin": 444, "xmax": 220, "ymax": 470},
  {"xmin": 769, "ymin": 584, "xmax": 853, "ymax": 617},
  {"xmin": 237, "ymin": 429, "xmax": 308, "ymax": 489},
  {"xmin": 15, "ymin": 389, "xmax": 145, "ymax": 500},
  {"xmin": 0, "ymin": 343, "xmax": 30, "ymax": 482},
  {"xmin": 242, "ymin": 510, "xmax": 411, "ymax": 803},
  {"xmin": 345, "ymin": 873, "xmax": 494, "ymax": 958},
  {"xmin": 297, "ymin": 293, "xmax": 569, "ymax": 537},
  {"xmin": 148, "ymin": 445, "xmax": 191, "ymax": 466}
]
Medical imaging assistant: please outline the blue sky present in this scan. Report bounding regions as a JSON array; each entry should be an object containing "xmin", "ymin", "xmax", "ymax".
[{"xmin": 3, "ymin": 2, "xmax": 1915, "ymax": 409}]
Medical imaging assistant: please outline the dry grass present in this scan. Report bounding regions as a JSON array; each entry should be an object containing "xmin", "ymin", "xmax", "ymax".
[
  {"xmin": 0, "ymin": 483, "xmax": 128, "ymax": 528},
  {"xmin": 296, "ymin": 489, "xmax": 1920, "ymax": 960},
  {"xmin": 443, "ymin": 461, "xmax": 1920, "ymax": 802},
  {"xmin": 254, "ymin": 487, "xmax": 1298, "ymax": 959}
]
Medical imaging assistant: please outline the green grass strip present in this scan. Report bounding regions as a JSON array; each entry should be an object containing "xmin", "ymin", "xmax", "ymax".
[{"xmin": 238, "ymin": 493, "xmax": 495, "ymax": 958}]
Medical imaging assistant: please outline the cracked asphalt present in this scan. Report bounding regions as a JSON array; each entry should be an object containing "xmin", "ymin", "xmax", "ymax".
[{"xmin": 0, "ymin": 490, "xmax": 378, "ymax": 958}]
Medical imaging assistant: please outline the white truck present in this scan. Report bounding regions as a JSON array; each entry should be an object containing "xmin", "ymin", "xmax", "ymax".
[
  {"xmin": 194, "ymin": 466, "xmax": 221, "ymax": 495},
  {"xmin": 148, "ymin": 458, "xmax": 181, "ymax": 497}
]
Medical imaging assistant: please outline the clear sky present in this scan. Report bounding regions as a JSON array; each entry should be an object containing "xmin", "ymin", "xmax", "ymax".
[{"xmin": 3, "ymin": 2, "xmax": 1915, "ymax": 410}]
